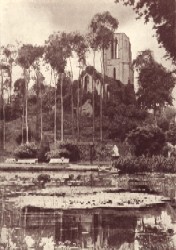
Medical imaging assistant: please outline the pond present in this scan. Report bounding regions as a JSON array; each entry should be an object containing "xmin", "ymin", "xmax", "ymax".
[
  {"xmin": 0, "ymin": 202, "xmax": 176, "ymax": 249},
  {"xmin": 0, "ymin": 171, "xmax": 176, "ymax": 249}
]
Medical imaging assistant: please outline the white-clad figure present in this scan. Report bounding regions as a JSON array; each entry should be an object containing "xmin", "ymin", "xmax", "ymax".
[
  {"xmin": 111, "ymin": 145, "xmax": 120, "ymax": 168},
  {"xmin": 24, "ymin": 235, "xmax": 35, "ymax": 249},
  {"xmin": 112, "ymin": 145, "xmax": 120, "ymax": 157}
]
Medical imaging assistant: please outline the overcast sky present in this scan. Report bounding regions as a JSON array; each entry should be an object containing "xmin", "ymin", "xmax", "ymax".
[
  {"xmin": 1, "ymin": 0, "xmax": 173, "ymax": 67},
  {"xmin": 1, "ymin": 0, "xmax": 176, "ymax": 102}
]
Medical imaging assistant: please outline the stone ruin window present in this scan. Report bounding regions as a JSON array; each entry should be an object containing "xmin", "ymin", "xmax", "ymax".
[
  {"xmin": 111, "ymin": 38, "xmax": 119, "ymax": 59},
  {"xmin": 113, "ymin": 68, "xmax": 116, "ymax": 79}
]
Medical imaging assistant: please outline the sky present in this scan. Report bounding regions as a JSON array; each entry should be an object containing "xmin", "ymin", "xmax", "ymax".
[{"xmin": 0, "ymin": 0, "xmax": 175, "ymax": 100}]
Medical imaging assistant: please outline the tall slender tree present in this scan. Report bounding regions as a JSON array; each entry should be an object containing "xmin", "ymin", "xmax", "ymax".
[
  {"xmin": 3, "ymin": 45, "xmax": 16, "ymax": 103},
  {"xmin": 14, "ymin": 78, "xmax": 26, "ymax": 143},
  {"xmin": 88, "ymin": 11, "xmax": 118, "ymax": 141},
  {"xmin": 0, "ymin": 64, "xmax": 5, "ymax": 150},
  {"xmin": 32, "ymin": 72, "xmax": 45, "ymax": 141},
  {"xmin": 17, "ymin": 44, "xmax": 43, "ymax": 143},
  {"xmin": 45, "ymin": 32, "xmax": 72, "ymax": 145},
  {"xmin": 69, "ymin": 32, "xmax": 88, "ymax": 140}
]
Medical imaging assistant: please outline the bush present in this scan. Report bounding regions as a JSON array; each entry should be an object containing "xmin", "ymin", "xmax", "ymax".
[
  {"xmin": 47, "ymin": 148, "xmax": 70, "ymax": 159},
  {"xmin": 115, "ymin": 155, "xmax": 176, "ymax": 174},
  {"xmin": 127, "ymin": 125, "xmax": 166, "ymax": 156},
  {"xmin": 14, "ymin": 142, "xmax": 38, "ymax": 159},
  {"xmin": 59, "ymin": 141, "xmax": 80, "ymax": 162},
  {"xmin": 37, "ymin": 136, "xmax": 50, "ymax": 163},
  {"xmin": 37, "ymin": 174, "xmax": 51, "ymax": 188}
]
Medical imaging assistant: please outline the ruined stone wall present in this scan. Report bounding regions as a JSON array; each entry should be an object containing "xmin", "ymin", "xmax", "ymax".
[{"xmin": 104, "ymin": 33, "xmax": 134, "ymax": 85}]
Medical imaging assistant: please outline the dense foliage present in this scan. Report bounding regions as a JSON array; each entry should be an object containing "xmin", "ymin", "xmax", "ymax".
[
  {"xmin": 47, "ymin": 141, "xmax": 80, "ymax": 162},
  {"xmin": 14, "ymin": 142, "xmax": 38, "ymax": 159},
  {"xmin": 37, "ymin": 174, "xmax": 51, "ymax": 188},
  {"xmin": 127, "ymin": 125, "xmax": 166, "ymax": 156},
  {"xmin": 137, "ymin": 61, "xmax": 175, "ymax": 111},
  {"xmin": 115, "ymin": 155, "xmax": 176, "ymax": 174},
  {"xmin": 115, "ymin": 0, "xmax": 176, "ymax": 62},
  {"xmin": 107, "ymin": 104, "xmax": 148, "ymax": 141}
]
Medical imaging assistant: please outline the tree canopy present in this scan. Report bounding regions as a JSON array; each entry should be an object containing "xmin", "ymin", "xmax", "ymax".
[
  {"xmin": 88, "ymin": 11, "xmax": 119, "ymax": 51},
  {"xmin": 115, "ymin": 0, "xmax": 176, "ymax": 62},
  {"xmin": 127, "ymin": 125, "xmax": 166, "ymax": 156},
  {"xmin": 17, "ymin": 44, "xmax": 44, "ymax": 69},
  {"xmin": 44, "ymin": 32, "xmax": 72, "ymax": 74},
  {"xmin": 137, "ymin": 60, "xmax": 175, "ymax": 110}
]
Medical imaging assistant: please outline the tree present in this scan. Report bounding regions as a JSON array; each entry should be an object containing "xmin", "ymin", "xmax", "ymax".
[
  {"xmin": 88, "ymin": 11, "xmax": 118, "ymax": 141},
  {"xmin": 115, "ymin": 0, "xmax": 176, "ymax": 62},
  {"xmin": 3, "ymin": 45, "xmax": 16, "ymax": 103},
  {"xmin": 44, "ymin": 32, "xmax": 72, "ymax": 144},
  {"xmin": 107, "ymin": 104, "xmax": 147, "ymax": 141},
  {"xmin": 14, "ymin": 78, "xmax": 26, "ymax": 143},
  {"xmin": 137, "ymin": 61, "xmax": 175, "ymax": 113},
  {"xmin": 32, "ymin": 71, "xmax": 45, "ymax": 140},
  {"xmin": 17, "ymin": 44, "xmax": 43, "ymax": 143},
  {"xmin": 127, "ymin": 125, "xmax": 166, "ymax": 156},
  {"xmin": 133, "ymin": 49, "xmax": 155, "ymax": 71},
  {"xmin": 68, "ymin": 32, "xmax": 88, "ymax": 140}
]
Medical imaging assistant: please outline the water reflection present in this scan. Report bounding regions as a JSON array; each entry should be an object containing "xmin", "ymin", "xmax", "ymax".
[{"xmin": 0, "ymin": 203, "xmax": 176, "ymax": 249}]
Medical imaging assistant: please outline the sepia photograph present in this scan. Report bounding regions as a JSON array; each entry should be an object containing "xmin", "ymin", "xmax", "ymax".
[{"xmin": 0, "ymin": 0, "xmax": 176, "ymax": 249}]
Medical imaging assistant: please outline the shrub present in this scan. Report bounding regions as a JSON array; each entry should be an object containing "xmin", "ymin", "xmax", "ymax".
[
  {"xmin": 127, "ymin": 125, "xmax": 166, "ymax": 156},
  {"xmin": 60, "ymin": 141, "xmax": 80, "ymax": 162},
  {"xmin": 37, "ymin": 174, "xmax": 51, "ymax": 188},
  {"xmin": 115, "ymin": 155, "xmax": 176, "ymax": 174},
  {"xmin": 37, "ymin": 135, "xmax": 50, "ymax": 163},
  {"xmin": 14, "ymin": 142, "xmax": 38, "ymax": 159},
  {"xmin": 47, "ymin": 148, "xmax": 70, "ymax": 159}
]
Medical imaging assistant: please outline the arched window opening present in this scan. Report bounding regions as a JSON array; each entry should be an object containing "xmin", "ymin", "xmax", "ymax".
[
  {"xmin": 113, "ymin": 68, "xmax": 116, "ymax": 80},
  {"xmin": 111, "ymin": 40, "xmax": 114, "ymax": 59},
  {"xmin": 115, "ymin": 38, "xmax": 119, "ymax": 58}
]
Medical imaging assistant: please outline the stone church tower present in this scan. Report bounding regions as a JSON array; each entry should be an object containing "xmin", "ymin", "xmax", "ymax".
[{"xmin": 104, "ymin": 33, "xmax": 134, "ymax": 85}]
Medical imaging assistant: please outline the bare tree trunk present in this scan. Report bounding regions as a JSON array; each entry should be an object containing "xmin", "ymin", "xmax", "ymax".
[
  {"xmin": 21, "ymin": 105, "xmax": 24, "ymax": 144},
  {"xmin": 54, "ymin": 73, "xmax": 57, "ymax": 148},
  {"xmin": 49, "ymin": 68, "xmax": 53, "ymax": 109},
  {"xmin": 77, "ymin": 69, "xmax": 81, "ymax": 141},
  {"xmin": 9, "ymin": 62, "xmax": 12, "ymax": 103},
  {"xmin": 35, "ymin": 73, "xmax": 40, "ymax": 140},
  {"xmin": 100, "ymin": 50, "xmax": 105, "ymax": 142},
  {"xmin": 40, "ymin": 83, "xmax": 43, "ymax": 141},
  {"xmin": 60, "ymin": 73, "xmax": 64, "ymax": 142},
  {"xmin": 0, "ymin": 68, "xmax": 4, "ymax": 150},
  {"xmin": 24, "ymin": 68, "xmax": 29, "ymax": 144},
  {"xmin": 92, "ymin": 50, "xmax": 95, "ymax": 142},
  {"xmin": 3, "ymin": 101, "xmax": 5, "ymax": 150},
  {"xmin": 69, "ymin": 58, "xmax": 75, "ymax": 138}
]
